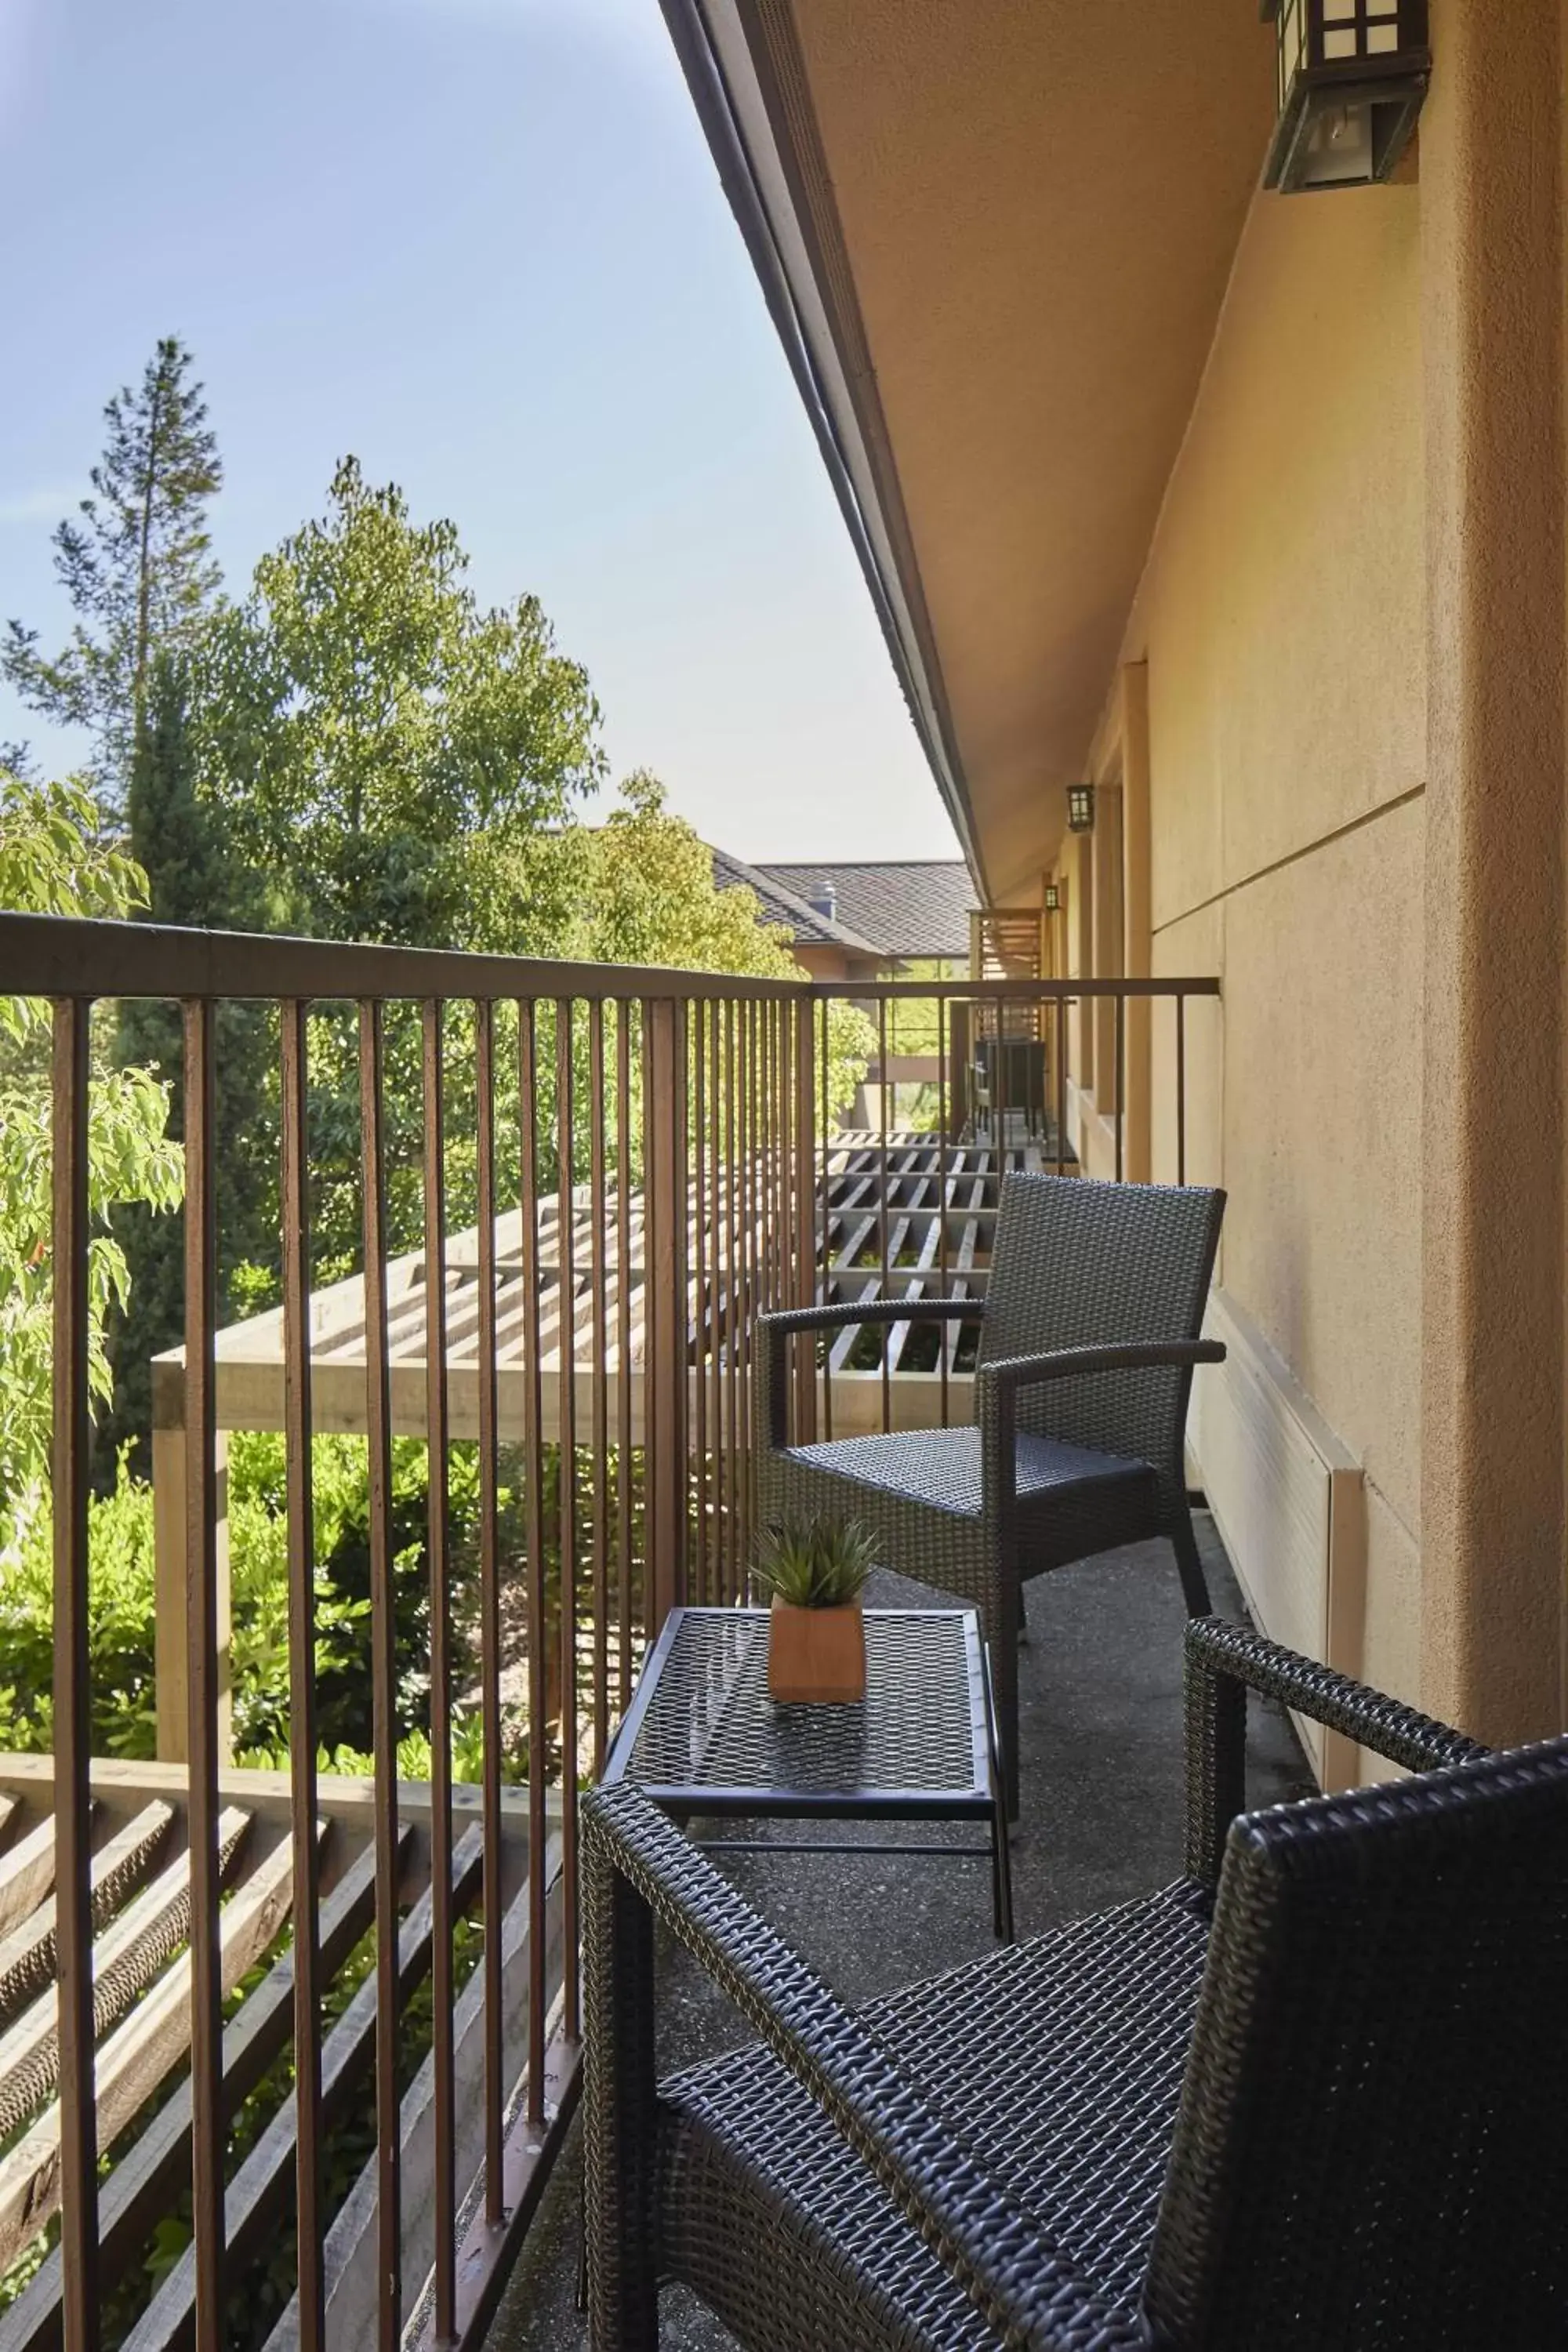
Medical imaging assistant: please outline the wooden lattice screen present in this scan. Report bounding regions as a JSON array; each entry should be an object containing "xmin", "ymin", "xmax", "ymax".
[{"xmin": 969, "ymin": 909, "xmax": 1048, "ymax": 1037}]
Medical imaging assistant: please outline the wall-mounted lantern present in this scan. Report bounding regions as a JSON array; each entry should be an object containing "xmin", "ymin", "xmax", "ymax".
[
  {"xmin": 1066, "ymin": 784, "xmax": 1096, "ymax": 834},
  {"xmin": 1261, "ymin": 0, "xmax": 1430, "ymax": 194},
  {"xmin": 1044, "ymin": 882, "xmax": 1062, "ymax": 913}
]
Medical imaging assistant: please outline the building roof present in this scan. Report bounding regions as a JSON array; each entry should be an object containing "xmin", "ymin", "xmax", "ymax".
[
  {"xmin": 660, "ymin": 2, "xmax": 1272, "ymax": 898},
  {"xmin": 708, "ymin": 846, "xmax": 885, "ymax": 955},
  {"xmin": 755, "ymin": 862, "xmax": 972, "ymax": 961}
]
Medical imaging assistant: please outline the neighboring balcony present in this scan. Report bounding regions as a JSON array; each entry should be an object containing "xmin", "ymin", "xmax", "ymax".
[{"xmin": 0, "ymin": 910, "xmax": 1216, "ymax": 2352}]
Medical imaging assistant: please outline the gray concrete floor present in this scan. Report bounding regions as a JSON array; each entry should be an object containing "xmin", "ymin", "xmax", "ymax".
[{"xmin": 486, "ymin": 1515, "xmax": 1311, "ymax": 2350}]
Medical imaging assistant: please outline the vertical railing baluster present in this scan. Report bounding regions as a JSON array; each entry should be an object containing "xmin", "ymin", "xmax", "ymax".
[
  {"xmin": 760, "ymin": 999, "xmax": 772, "ymax": 1323},
  {"xmin": 1115, "ymin": 992, "xmax": 1126, "ymax": 1184},
  {"xmin": 183, "ymin": 997, "xmax": 224, "ymax": 2352},
  {"xmin": 938, "ymin": 990, "xmax": 950, "ymax": 1430},
  {"xmin": 588, "ymin": 998, "xmax": 610, "ymax": 1766},
  {"xmin": 1056, "ymin": 996, "xmax": 1068, "ymax": 1178},
  {"xmin": 728, "ymin": 1002, "xmax": 747, "ymax": 1609},
  {"xmin": 793, "ymin": 993, "xmax": 817, "ymax": 1445},
  {"xmin": 518, "ymin": 1000, "xmax": 547, "ymax": 2125},
  {"xmin": 707, "ymin": 999, "xmax": 724, "ymax": 1598},
  {"xmin": 779, "ymin": 996, "xmax": 791, "ymax": 1316},
  {"xmin": 737, "ymin": 1001, "xmax": 754, "ymax": 1566},
  {"xmin": 421, "ymin": 1001, "xmax": 457, "ymax": 2341},
  {"xmin": 692, "ymin": 1000, "xmax": 710, "ymax": 1606},
  {"xmin": 52, "ymin": 996, "xmax": 97, "ymax": 2352},
  {"xmin": 555, "ymin": 999, "xmax": 580, "ymax": 2042},
  {"xmin": 1177, "ymin": 993, "xmax": 1188, "ymax": 1185},
  {"xmin": 764, "ymin": 998, "xmax": 779, "ymax": 1311},
  {"xmin": 475, "ymin": 999, "xmax": 506, "ymax": 2228},
  {"xmin": 819, "ymin": 996, "xmax": 833, "ymax": 1443},
  {"xmin": 614, "ymin": 1002, "xmax": 633, "ymax": 1705},
  {"xmin": 281, "ymin": 1002, "xmax": 325, "ymax": 2352},
  {"xmin": 878, "ymin": 993, "xmax": 891, "ymax": 1434},
  {"xmin": 359, "ymin": 1000, "xmax": 401, "ymax": 2352}
]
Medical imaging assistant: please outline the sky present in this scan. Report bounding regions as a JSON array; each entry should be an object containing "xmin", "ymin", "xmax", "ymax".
[{"xmin": 0, "ymin": 0, "xmax": 960, "ymax": 864}]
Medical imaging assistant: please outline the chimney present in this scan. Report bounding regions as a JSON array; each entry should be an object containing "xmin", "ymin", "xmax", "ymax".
[{"xmin": 809, "ymin": 881, "xmax": 837, "ymax": 924}]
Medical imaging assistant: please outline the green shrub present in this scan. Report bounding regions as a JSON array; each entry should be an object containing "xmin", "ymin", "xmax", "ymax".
[
  {"xmin": 0, "ymin": 1461, "xmax": 159, "ymax": 1755},
  {"xmin": 0, "ymin": 1432, "xmax": 583, "ymax": 1778}
]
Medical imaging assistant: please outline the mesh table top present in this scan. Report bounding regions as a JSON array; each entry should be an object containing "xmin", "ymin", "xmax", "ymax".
[{"xmin": 604, "ymin": 1609, "xmax": 995, "ymax": 1818}]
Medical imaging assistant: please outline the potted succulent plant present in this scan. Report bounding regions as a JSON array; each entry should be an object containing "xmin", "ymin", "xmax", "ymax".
[{"xmin": 755, "ymin": 1516, "xmax": 877, "ymax": 1704}]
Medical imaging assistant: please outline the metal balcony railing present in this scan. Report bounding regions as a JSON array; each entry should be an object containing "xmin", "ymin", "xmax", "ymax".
[{"xmin": 0, "ymin": 911, "xmax": 1217, "ymax": 2352}]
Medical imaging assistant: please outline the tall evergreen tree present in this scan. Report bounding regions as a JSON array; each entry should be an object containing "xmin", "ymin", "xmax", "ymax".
[
  {"xmin": 102, "ymin": 654, "xmax": 274, "ymax": 1473},
  {"xmin": 3, "ymin": 337, "xmax": 223, "ymax": 807}
]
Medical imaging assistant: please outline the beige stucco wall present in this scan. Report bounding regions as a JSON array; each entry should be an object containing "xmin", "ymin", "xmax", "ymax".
[{"xmin": 1124, "ymin": 179, "xmax": 1428, "ymax": 1706}]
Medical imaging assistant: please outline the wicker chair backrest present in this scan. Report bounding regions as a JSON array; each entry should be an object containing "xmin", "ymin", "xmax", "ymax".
[
  {"xmin": 977, "ymin": 1174, "xmax": 1224, "ymax": 1499},
  {"xmin": 1145, "ymin": 1736, "xmax": 1568, "ymax": 2349}
]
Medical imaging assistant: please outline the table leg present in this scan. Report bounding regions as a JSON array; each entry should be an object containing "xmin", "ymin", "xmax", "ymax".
[{"xmin": 981, "ymin": 1644, "xmax": 1016, "ymax": 1942}]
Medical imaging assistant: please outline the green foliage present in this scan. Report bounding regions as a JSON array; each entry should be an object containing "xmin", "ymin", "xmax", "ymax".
[
  {"xmin": 221, "ymin": 1430, "xmax": 489, "ymax": 1759},
  {"xmin": 2, "ymin": 337, "xmax": 222, "ymax": 803},
  {"xmin": 0, "ymin": 770, "xmax": 183, "ymax": 1530},
  {"xmin": 193, "ymin": 456, "xmax": 604, "ymax": 945},
  {"xmin": 0, "ymin": 771, "xmax": 147, "ymax": 930},
  {"xmin": 102, "ymin": 657, "xmax": 278, "ymax": 1473},
  {"xmin": 0, "ymin": 1432, "xmax": 543, "ymax": 1772},
  {"xmin": 754, "ymin": 1515, "xmax": 877, "ymax": 1610},
  {"xmin": 557, "ymin": 770, "xmax": 803, "ymax": 972},
  {"xmin": 471, "ymin": 773, "xmax": 876, "ymax": 1155},
  {"xmin": 0, "ymin": 1461, "xmax": 158, "ymax": 1755}
]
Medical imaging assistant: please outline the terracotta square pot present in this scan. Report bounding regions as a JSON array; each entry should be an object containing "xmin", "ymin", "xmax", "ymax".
[{"xmin": 767, "ymin": 1599, "xmax": 866, "ymax": 1704}]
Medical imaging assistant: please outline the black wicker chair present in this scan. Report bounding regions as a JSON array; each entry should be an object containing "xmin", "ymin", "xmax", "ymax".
[
  {"xmin": 583, "ymin": 1617, "xmax": 1568, "ymax": 2350},
  {"xmin": 757, "ymin": 1172, "xmax": 1227, "ymax": 1811}
]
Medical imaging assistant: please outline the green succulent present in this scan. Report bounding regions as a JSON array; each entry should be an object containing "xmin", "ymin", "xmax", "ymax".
[{"xmin": 754, "ymin": 1516, "xmax": 877, "ymax": 1610}]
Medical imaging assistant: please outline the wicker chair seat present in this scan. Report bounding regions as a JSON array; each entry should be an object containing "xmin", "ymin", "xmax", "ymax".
[
  {"xmin": 656, "ymin": 1882, "xmax": 1210, "ymax": 2352},
  {"xmin": 782, "ymin": 1425, "xmax": 1156, "ymax": 1519},
  {"xmin": 772, "ymin": 1427, "xmax": 1162, "ymax": 1613}
]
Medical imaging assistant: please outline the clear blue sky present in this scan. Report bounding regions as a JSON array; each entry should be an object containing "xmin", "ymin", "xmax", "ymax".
[{"xmin": 0, "ymin": 0, "xmax": 960, "ymax": 864}]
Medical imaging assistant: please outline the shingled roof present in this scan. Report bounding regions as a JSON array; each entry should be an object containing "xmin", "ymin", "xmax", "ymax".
[
  {"xmin": 754, "ymin": 862, "xmax": 973, "ymax": 960},
  {"xmin": 708, "ymin": 847, "xmax": 884, "ymax": 954}
]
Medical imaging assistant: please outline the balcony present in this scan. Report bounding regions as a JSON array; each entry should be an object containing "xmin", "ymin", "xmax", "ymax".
[{"xmin": 0, "ymin": 909, "xmax": 1218, "ymax": 2352}]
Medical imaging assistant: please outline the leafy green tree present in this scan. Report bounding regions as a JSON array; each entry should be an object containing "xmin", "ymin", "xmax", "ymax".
[
  {"xmin": 102, "ymin": 656, "xmax": 276, "ymax": 1472},
  {"xmin": 3, "ymin": 339, "xmax": 223, "ymax": 804},
  {"xmin": 195, "ymin": 457, "xmax": 605, "ymax": 943},
  {"xmin": 575, "ymin": 775, "xmax": 876, "ymax": 1120},
  {"xmin": 466, "ymin": 774, "xmax": 873, "ymax": 1187},
  {"xmin": 175, "ymin": 458, "xmax": 608, "ymax": 1273},
  {"xmin": 0, "ymin": 770, "xmax": 183, "ymax": 1534}
]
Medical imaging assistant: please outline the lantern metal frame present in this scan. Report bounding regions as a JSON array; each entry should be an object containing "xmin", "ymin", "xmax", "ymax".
[
  {"xmin": 1044, "ymin": 882, "xmax": 1062, "ymax": 914},
  {"xmin": 1261, "ymin": 0, "xmax": 1430, "ymax": 195},
  {"xmin": 1066, "ymin": 785, "xmax": 1096, "ymax": 835}
]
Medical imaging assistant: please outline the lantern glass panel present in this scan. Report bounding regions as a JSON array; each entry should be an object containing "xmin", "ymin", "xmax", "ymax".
[{"xmin": 1303, "ymin": 101, "xmax": 1377, "ymax": 183}]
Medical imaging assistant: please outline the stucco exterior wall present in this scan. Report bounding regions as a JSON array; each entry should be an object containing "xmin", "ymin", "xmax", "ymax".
[{"xmin": 1125, "ymin": 180, "xmax": 1428, "ymax": 1707}]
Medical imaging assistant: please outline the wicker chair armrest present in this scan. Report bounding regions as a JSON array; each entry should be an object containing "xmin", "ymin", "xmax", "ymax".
[
  {"xmin": 759, "ymin": 1299, "xmax": 976, "ymax": 1338},
  {"xmin": 757, "ymin": 1298, "xmax": 978, "ymax": 1449},
  {"xmin": 583, "ymin": 1782, "xmax": 1131, "ymax": 2351},
  {"xmin": 973, "ymin": 1341, "xmax": 1225, "ymax": 1517},
  {"xmin": 1182, "ymin": 1615, "xmax": 1490, "ymax": 1885},
  {"xmin": 975, "ymin": 1338, "xmax": 1226, "ymax": 1393}
]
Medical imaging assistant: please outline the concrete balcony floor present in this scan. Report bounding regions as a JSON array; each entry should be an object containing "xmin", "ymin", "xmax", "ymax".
[{"xmin": 488, "ymin": 1515, "xmax": 1311, "ymax": 2351}]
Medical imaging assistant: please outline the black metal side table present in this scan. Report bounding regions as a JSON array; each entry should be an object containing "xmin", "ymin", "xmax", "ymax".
[{"xmin": 603, "ymin": 1606, "xmax": 1014, "ymax": 1940}]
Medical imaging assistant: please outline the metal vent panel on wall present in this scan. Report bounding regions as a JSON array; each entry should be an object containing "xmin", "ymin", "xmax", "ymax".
[{"xmin": 1189, "ymin": 1286, "xmax": 1366, "ymax": 1790}]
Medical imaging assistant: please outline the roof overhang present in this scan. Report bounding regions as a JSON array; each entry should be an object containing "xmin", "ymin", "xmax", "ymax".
[{"xmin": 659, "ymin": 1, "xmax": 1275, "ymax": 900}]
